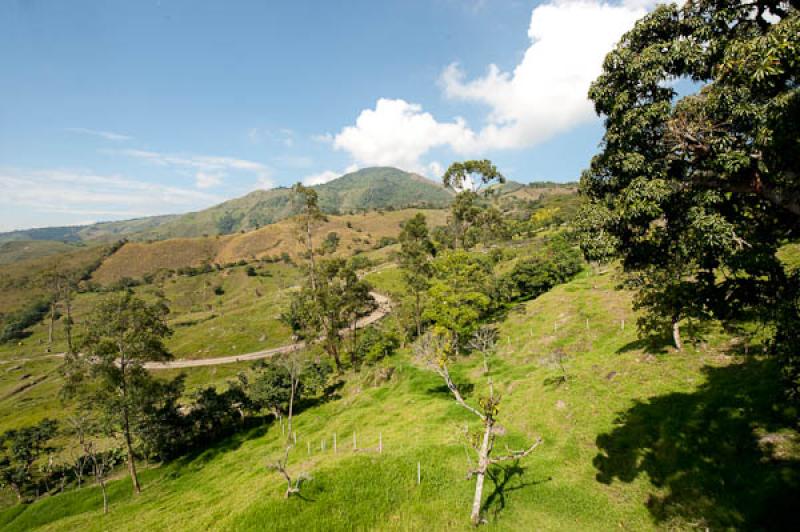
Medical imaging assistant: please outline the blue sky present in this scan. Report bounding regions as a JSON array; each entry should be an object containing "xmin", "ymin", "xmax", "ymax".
[{"xmin": 0, "ymin": 0, "xmax": 654, "ymax": 231}]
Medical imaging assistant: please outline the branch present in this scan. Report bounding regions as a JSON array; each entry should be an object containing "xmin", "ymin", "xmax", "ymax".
[
  {"xmin": 489, "ymin": 437, "xmax": 543, "ymax": 464},
  {"xmin": 439, "ymin": 364, "xmax": 485, "ymax": 421}
]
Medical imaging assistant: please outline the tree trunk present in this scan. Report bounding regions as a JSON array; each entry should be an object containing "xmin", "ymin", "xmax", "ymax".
[
  {"xmin": 414, "ymin": 291, "xmax": 422, "ymax": 337},
  {"xmin": 48, "ymin": 303, "xmax": 55, "ymax": 345},
  {"xmin": 64, "ymin": 291, "xmax": 73, "ymax": 353},
  {"xmin": 122, "ymin": 409, "xmax": 141, "ymax": 494},
  {"xmin": 672, "ymin": 316, "xmax": 683, "ymax": 352},
  {"xmin": 306, "ymin": 220, "xmax": 317, "ymax": 293},
  {"xmin": 470, "ymin": 419, "xmax": 494, "ymax": 526},
  {"xmin": 100, "ymin": 478, "xmax": 108, "ymax": 514}
]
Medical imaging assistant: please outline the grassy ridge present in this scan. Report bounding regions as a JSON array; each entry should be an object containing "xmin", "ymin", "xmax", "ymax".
[
  {"xmin": 91, "ymin": 208, "xmax": 447, "ymax": 285},
  {"xmin": 1, "ymin": 269, "xmax": 795, "ymax": 530}
]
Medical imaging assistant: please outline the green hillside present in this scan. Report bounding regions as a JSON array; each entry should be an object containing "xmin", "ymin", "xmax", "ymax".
[
  {"xmin": 1, "ymin": 266, "xmax": 796, "ymax": 530},
  {"xmin": 136, "ymin": 167, "xmax": 453, "ymax": 240},
  {"xmin": 0, "ymin": 168, "xmax": 453, "ymax": 245}
]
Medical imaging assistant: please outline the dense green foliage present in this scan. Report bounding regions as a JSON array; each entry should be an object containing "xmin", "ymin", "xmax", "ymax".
[{"xmin": 579, "ymin": 0, "xmax": 800, "ymax": 391}]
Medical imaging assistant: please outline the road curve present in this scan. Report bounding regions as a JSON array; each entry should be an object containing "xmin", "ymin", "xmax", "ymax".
[{"xmin": 143, "ymin": 291, "xmax": 391, "ymax": 370}]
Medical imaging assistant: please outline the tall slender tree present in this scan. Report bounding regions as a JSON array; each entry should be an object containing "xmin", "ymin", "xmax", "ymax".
[
  {"xmin": 398, "ymin": 213, "xmax": 435, "ymax": 337},
  {"xmin": 292, "ymin": 183, "xmax": 327, "ymax": 293}
]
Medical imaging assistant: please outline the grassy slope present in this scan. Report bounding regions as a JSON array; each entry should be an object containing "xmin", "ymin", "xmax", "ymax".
[
  {"xmin": 135, "ymin": 168, "xmax": 453, "ymax": 241},
  {"xmin": 2, "ymin": 269, "xmax": 795, "ymax": 530},
  {"xmin": 91, "ymin": 208, "xmax": 447, "ymax": 285},
  {"xmin": 0, "ymin": 241, "xmax": 91, "ymax": 265},
  {"xmin": 0, "ymin": 245, "xmax": 109, "ymax": 315}
]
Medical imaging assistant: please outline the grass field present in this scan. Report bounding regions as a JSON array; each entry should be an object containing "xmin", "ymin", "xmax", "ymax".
[{"xmin": 1, "ymin": 268, "xmax": 795, "ymax": 530}]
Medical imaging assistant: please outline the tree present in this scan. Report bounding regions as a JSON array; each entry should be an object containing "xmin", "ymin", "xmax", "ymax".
[
  {"xmin": 247, "ymin": 360, "xmax": 299, "ymax": 417},
  {"xmin": 283, "ymin": 258, "xmax": 374, "ymax": 372},
  {"xmin": 580, "ymin": 1, "xmax": 799, "ymax": 378},
  {"xmin": 292, "ymin": 183, "xmax": 327, "ymax": 292},
  {"xmin": 442, "ymin": 160, "xmax": 506, "ymax": 249},
  {"xmin": 398, "ymin": 213, "xmax": 435, "ymax": 337},
  {"xmin": 61, "ymin": 292, "xmax": 173, "ymax": 494},
  {"xmin": 266, "ymin": 352, "xmax": 310, "ymax": 498},
  {"xmin": 65, "ymin": 412, "xmax": 120, "ymax": 514},
  {"xmin": 423, "ymin": 250, "xmax": 494, "ymax": 351},
  {"xmin": 415, "ymin": 328, "xmax": 541, "ymax": 525},
  {"xmin": 0, "ymin": 419, "xmax": 59, "ymax": 502}
]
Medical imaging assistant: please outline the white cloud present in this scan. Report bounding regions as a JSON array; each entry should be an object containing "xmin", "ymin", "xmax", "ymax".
[
  {"xmin": 303, "ymin": 170, "xmax": 340, "ymax": 186},
  {"xmin": 0, "ymin": 168, "xmax": 221, "ymax": 221},
  {"xmin": 302, "ymin": 164, "xmax": 360, "ymax": 186},
  {"xmin": 66, "ymin": 127, "xmax": 132, "ymax": 141},
  {"xmin": 115, "ymin": 149, "xmax": 272, "ymax": 190},
  {"xmin": 331, "ymin": 0, "xmax": 651, "ymax": 171},
  {"xmin": 440, "ymin": 0, "xmax": 649, "ymax": 150},
  {"xmin": 333, "ymin": 98, "xmax": 474, "ymax": 173},
  {"xmin": 195, "ymin": 171, "xmax": 222, "ymax": 189}
]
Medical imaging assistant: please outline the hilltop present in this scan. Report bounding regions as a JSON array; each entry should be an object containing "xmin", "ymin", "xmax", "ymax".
[{"xmin": 0, "ymin": 168, "xmax": 453, "ymax": 246}]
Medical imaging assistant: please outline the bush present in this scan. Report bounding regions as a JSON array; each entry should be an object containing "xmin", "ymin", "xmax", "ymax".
[{"xmin": 0, "ymin": 300, "xmax": 50, "ymax": 343}]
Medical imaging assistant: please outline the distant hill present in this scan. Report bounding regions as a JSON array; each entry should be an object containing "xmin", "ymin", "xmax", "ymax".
[
  {"xmin": 0, "ymin": 215, "xmax": 179, "ymax": 245},
  {"xmin": 135, "ymin": 167, "xmax": 452, "ymax": 240},
  {"xmin": 0, "ymin": 167, "xmax": 452, "ymax": 244}
]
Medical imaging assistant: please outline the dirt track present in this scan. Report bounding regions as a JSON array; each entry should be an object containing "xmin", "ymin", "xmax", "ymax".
[{"xmin": 143, "ymin": 291, "xmax": 391, "ymax": 370}]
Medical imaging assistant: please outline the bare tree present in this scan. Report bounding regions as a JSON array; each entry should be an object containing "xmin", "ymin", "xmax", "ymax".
[
  {"xmin": 416, "ymin": 328, "xmax": 542, "ymax": 526},
  {"xmin": 267, "ymin": 352, "xmax": 310, "ymax": 497}
]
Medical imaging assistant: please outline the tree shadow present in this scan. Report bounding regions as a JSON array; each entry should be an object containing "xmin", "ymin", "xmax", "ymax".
[
  {"xmin": 594, "ymin": 357, "xmax": 800, "ymax": 529},
  {"xmin": 615, "ymin": 335, "xmax": 673, "ymax": 355},
  {"xmin": 427, "ymin": 381, "xmax": 475, "ymax": 398},
  {"xmin": 482, "ymin": 462, "xmax": 549, "ymax": 520}
]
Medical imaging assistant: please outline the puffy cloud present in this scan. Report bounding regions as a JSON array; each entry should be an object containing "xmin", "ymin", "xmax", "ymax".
[
  {"xmin": 332, "ymin": 0, "xmax": 651, "ymax": 171},
  {"xmin": 302, "ymin": 164, "xmax": 359, "ymax": 186},
  {"xmin": 333, "ymin": 98, "xmax": 474, "ymax": 173},
  {"xmin": 441, "ymin": 0, "xmax": 649, "ymax": 150},
  {"xmin": 303, "ymin": 170, "xmax": 339, "ymax": 186}
]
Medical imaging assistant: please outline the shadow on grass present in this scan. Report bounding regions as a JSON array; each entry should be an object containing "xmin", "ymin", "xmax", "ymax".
[
  {"xmin": 483, "ymin": 462, "xmax": 549, "ymax": 521},
  {"xmin": 594, "ymin": 357, "xmax": 800, "ymax": 529},
  {"xmin": 427, "ymin": 382, "xmax": 475, "ymax": 398}
]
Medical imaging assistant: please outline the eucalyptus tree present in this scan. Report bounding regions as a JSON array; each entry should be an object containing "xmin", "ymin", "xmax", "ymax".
[
  {"xmin": 292, "ymin": 182, "xmax": 327, "ymax": 292},
  {"xmin": 398, "ymin": 213, "xmax": 435, "ymax": 337},
  {"xmin": 442, "ymin": 160, "xmax": 506, "ymax": 249}
]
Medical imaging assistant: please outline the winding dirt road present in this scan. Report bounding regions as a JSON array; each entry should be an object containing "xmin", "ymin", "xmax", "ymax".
[{"xmin": 143, "ymin": 291, "xmax": 391, "ymax": 370}]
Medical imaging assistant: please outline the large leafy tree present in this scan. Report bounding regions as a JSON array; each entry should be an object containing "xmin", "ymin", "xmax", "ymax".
[
  {"xmin": 61, "ymin": 292, "xmax": 173, "ymax": 494},
  {"xmin": 580, "ymin": 1, "xmax": 799, "ymax": 373}
]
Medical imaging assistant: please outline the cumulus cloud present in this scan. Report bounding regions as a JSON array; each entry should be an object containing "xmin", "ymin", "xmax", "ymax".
[
  {"xmin": 303, "ymin": 170, "xmax": 340, "ymax": 186},
  {"xmin": 115, "ymin": 148, "xmax": 272, "ymax": 189},
  {"xmin": 331, "ymin": 0, "xmax": 651, "ymax": 171},
  {"xmin": 302, "ymin": 164, "xmax": 360, "ymax": 186},
  {"xmin": 333, "ymin": 98, "xmax": 473, "ymax": 173}
]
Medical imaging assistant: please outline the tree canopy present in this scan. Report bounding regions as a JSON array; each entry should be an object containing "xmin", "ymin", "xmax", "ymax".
[{"xmin": 579, "ymin": 0, "xmax": 799, "ymax": 388}]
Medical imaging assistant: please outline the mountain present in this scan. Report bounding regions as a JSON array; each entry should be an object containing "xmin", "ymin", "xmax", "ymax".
[
  {"xmin": 134, "ymin": 167, "xmax": 452, "ymax": 240},
  {"xmin": 0, "ymin": 215, "xmax": 179, "ymax": 245},
  {"xmin": 0, "ymin": 167, "xmax": 452, "ymax": 244}
]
